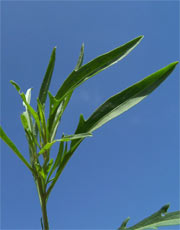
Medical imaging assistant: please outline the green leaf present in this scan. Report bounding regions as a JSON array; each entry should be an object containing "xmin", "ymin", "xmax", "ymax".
[
  {"xmin": 48, "ymin": 36, "xmax": 143, "ymax": 135},
  {"xmin": 46, "ymin": 145, "xmax": 71, "ymax": 200},
  {"xmin": 10, "ymin": 81, "xmax": 42, "ymax": 143},
  {"xmin": 37, "ymin": 98, "xmax": 48, "ymax": 141},
  {"xmin": 38, "ymin": 132, "xmax": 92, "ymax": 155},
  {"xmin": 47, "ymin": 44, "xmax": 84, "ymax": 135},
  {"xmin": 73, "ymin": 62, "xmax": 179, "ymax": 137},
  {"xmin": 118, "ymin": 204, "xmax": 180, "ymax": 230},
  {"xmin": 0, "ymin": 126, "xmax": 32, "ymax": 172},
  {"xmin": 48, "ymin": 90, "xmax": 73, "ymax": 141},
  {"xmin": 21, "ymin": 88, "xmax": 34, "ymax": 133},
  {"xmin": 61, "ymin": 133, "xmax": 92, "ymax": 141},
  {"xmin": 55, "ymin": 36, "xmax": 143, "ymax": 101},
  {"xmin": 35, "ymin": 47, "xmax": 56, "ymax": 141},
  {"xmin": 47, "ymin": 61, "xmax": 178, "ymax": 200},
  {"xmin": 20, "ymin": 112, "xmax": 29, "ymax": 130},
  {"xmin": 47, "ymin": 140, "xmax": 64, "ymax": 183},
  {"xmin": 75, "ymin": 43, "xmax": 84, "ymax": 71},
  {"xmin": 45, "ymin": 158, "xmax": 54, "ymax": 174},
  {"xmin": 38, "ymin": 47, "xmax": 56, "ymax": 106}
]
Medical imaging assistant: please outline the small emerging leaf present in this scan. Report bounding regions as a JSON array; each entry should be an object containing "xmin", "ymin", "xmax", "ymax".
[
  {"xmin": 10, "ymin": 81, "xmax": 42, "ymax": 143},
  {"xmin": 75, "ymin": 43, "xmax": 84, "ymax": 71},
  {"xmin": 38, "ymin": 133, "xmax": 92, "ymax": 155},
  {"xmin": 47, "ymin": 140, "xmax": 64, "ymax": 183},
  {"xmin": 48, "ymin": 90, "xmax": 74, "ymax": 141}
]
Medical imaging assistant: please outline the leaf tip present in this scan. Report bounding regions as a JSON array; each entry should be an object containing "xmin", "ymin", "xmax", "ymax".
[
  {"xmin": 173, "ymin": 61, "xmax": 179, "ymax": 66},
  {"xmin": 160, "ymin": 204, "xmax": 170, "ymax": 215},
  {"xmin": 167, "ymin": 61, "xmax": 179, "ymax": 72},
  {"xmin": 10, "ymin": 80, "xmax": 21, "ymax": 92},
  {"xmin": 136, "ymin": 35, "xmax": 144, "ymax": 43},
  {"xmin": 119, "ymin": 217, "xmax": 130, "ymax": 230}
]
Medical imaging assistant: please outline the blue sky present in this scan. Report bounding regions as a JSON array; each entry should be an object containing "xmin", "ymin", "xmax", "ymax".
[{"xmin": 1, "ymin": 1, "xmax": 179, "ymax": 229}]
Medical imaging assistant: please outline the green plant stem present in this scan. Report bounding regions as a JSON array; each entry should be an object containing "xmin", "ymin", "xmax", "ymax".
[
  {"xmin": 41, "ymin": 195, "xmax": 49, "ymax": 230},
  {"xmin": 36, "ymin": 176, "xmax": 49, "ymax": 230}
]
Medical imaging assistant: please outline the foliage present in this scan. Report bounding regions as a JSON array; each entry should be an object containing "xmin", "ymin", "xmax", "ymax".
[{"xmin": 0, "ymin": 36, "xmax": 179, "ymax": 230}]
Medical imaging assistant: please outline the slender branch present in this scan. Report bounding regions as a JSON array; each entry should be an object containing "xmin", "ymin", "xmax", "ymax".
[{"xmin": 35, "ymin": 174, "xmax": 49, "ymax": 230}]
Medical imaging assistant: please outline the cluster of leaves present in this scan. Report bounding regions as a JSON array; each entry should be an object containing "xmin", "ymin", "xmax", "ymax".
[{"xmin": 0, "ymin": 35, "xmax": 179, "ymax": 229}]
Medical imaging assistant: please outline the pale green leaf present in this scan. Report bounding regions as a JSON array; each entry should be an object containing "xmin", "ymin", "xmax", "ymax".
[
  {"xmin": 75, "ymin": 43, "xmax": 84, "ymax": 71},
  {"xmin": 10, "ymin": 80, "xmax": 42, "ymax": 142},
  {"xmin": 118, "ymin": 204, "xmax": 180, "ymax": 230},
  {"xmin": 38, "ymin": 133, "xmax": 92, "ymax": 155}
]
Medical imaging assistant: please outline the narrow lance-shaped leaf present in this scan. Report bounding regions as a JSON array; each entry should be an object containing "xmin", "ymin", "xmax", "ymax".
[
  {"xmin": 37, "ymin": 98, "xmax": 48, "ymax": 142},
  {"xmin": 46, "ymin": 139, "xmax": 64, "ymax": 184},
  {"xmin": 46, "ymin": 144, "xmax": 71, "ymax": 200},
  {"xmin": 73, "ymin": 62, "xmax": 179, "ymax": 140},
  {"xmin": 55, "ymin": 36, "xmax": 143, "ymax": 102},
  {"xmin": 35, "ymin": 47, "xmax": 56, "ymax": 139},
  {"xmin": 48, "ymin": 90, "xmax": 73, "ymax": 142},
  {"xmin": 21, "ymin": 88, "xmax": 34, "ymax": 132},
  {"xmin": 118, "ymin": 204, "xmax": 180, "ymax": 230},
  {"xmin": 47, "ymin": 43, "xmax": 84, "ymax": 136},
  {"xmin": 0, "ymin": 126, "xmax": 32, "ymax": 172},
  {"xmin": 48, "ymin": 36, "xmax": 143, "ymax": 133},
  {"xmin": 38, "ymin": 47, "xmax": 56, "ymax": 106},
  {"xmin": 38, "ymin": 133, "xmax": 92, "ymax": 155},
  {"xmin": 75, "ymin": 43, "xmax": 84, "ymax": 71},
  {"xmin": 10, "ymin": 81, "xmax": 42, "ymax": 143}
]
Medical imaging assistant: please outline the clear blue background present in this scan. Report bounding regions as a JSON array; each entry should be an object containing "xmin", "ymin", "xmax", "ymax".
[{"xmin": 1, "ymin": 1, "xmax": 179, "ymax": 229}]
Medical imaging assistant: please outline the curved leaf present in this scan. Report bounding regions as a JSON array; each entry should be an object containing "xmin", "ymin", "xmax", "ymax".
[
  {"xmin": 0, "ymin": 126, "xmax": 32, "ymax": 172},
  {"xmin": 118, "ymin": 204, "xmax": 180, "ymax": 230},
  {"xmin": 55, "ymin": 36, "xmax": 143, "ymax": 101},
  {"xmin": 75, "ymin": 43, "xmax": 84, "ymax": 71},
  {"xmin": 10, "ymin": 81, "xmax": 42, "ymax": 143},
  {"xmin": 73, "ymin": 62, "xmax": 179, "ymax": 137},
  {"xmin": 48, "ymin": 36, "xmax": 143, "ymax": 134},
  {"xmin": 38, "ymin": 133, "xmax": 92, "ymax": 155}
]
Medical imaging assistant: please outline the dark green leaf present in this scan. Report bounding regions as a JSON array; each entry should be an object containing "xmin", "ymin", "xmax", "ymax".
[
  {"xmin": 55, "ymin": 36, "xmax": 143, "ymax": 101},
  {"xmin": 48, "ymin": 36, "xmax": 143, "ymax": 134},
  {"xmin": 118, "ymin": 204, "xmax": 180, "ymax": 230},
  {"xmin": 73, "ymin": 62, "xmax": 179, "ymax": 137},
  {"xmin": 38, "ymin": 47, "xmax": 56, "ymax": 106},
  {"xmin": 0, "ymin": 126, "xmax": 32, "ymax": 172}
]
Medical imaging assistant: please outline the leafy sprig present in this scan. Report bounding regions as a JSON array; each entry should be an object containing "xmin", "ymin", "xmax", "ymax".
[{"xmin": 0, "ymin": 35, "xmax": 179, "ymax": 230}]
